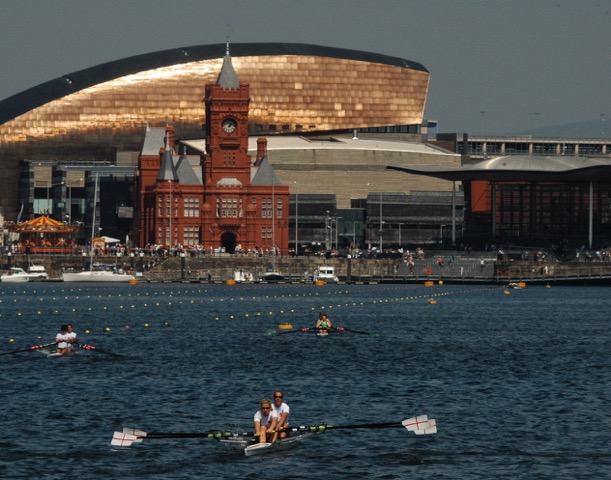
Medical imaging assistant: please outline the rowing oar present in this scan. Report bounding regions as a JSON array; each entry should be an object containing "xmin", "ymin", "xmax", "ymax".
[
  {"xmin": 110, "ymin": 415, "xmax": 436, "ymax": 447},
  {"xmin": 111, "ymin": 428, "xmax": 254, "ymax": 446},
  {"xmin": 266, "ymin": 327, "xmax": 314, "ymax": 336},
  {"xmin": 333, "ymin": 327, "xmax": 378, "ymax": 337},
  {"xmin": 282, "ymin": 415, "xmax": 436, "ymax": 434},
  {"xmin": 0, "ymin": 341, "xmax": 58, "ymax": 355},
  {"xmin": 74, "ymin": 343, "xmax": 124, "ymax": 358}
]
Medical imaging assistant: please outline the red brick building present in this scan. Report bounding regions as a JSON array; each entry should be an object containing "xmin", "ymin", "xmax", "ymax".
[{"xmin": 133, "ymin": 46, "xmax": 289, "ymax": 254}]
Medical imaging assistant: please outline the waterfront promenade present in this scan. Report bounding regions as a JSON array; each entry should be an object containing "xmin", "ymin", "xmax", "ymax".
[{"xmin": 4, "ymin": 250, "xmax": 611, "ymax": 285}]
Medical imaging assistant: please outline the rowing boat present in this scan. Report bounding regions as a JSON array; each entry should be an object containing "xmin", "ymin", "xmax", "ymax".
[
  {"xmin": 243, "ymin": 435, "xmax": 303, "ymax": 456},
  {"xmin": 41, "ymin": 348, "xmax": 80, "ymax": 358},
  {"xmin": 218, "ymin": 436, "xmax": 255, "ymax": 449}
]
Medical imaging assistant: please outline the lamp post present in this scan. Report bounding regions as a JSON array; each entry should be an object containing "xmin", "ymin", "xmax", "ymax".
[
  {"xmin": 379, "ymin": 191, "xmax": 383, "ymax": 253},
  {"xmin": 168, "ymin": 179, "xmax": 172, "ymax": 250},
  {"xmin": 440, "ymin": 225, "xmax": 446, "ymax": 245},
  {"xmin": 352, "ymin": 221, "xmax": 359, "ymax": 249},
  {"xmin": 325, "ymin": 210, "xmax": 330, "ymax": 251},
  {"xmin": 271, "ymin": 175, "xmax": 275, "ymax": 255},
  {"xmin": 335, "ymin": 216, "xmax": 342, "ymax": 250},
  {"xmin": 294, "ymin": 181, "xmax": 298, "ymax": 256},
  {"xmin": 398, "ymin": 223, "xmax": 404, "ymax": 247}
]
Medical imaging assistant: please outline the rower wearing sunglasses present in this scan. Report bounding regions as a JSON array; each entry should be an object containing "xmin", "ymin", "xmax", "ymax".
[
  {"xmin": 272, "ymin": 391, "xmax": 290, "ymax": 439},
  {"xmin": 253, "ymin": 398, "xmax": 278, "ymax": 443}
]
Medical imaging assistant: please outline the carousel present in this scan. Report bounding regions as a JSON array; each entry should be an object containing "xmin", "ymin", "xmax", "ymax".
[{"xmin": 6, "ymin": 216, "xmax": 81, "ymax": 253}]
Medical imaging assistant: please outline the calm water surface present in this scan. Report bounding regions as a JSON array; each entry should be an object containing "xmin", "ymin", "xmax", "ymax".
[{"xmin": 0, "ymin": 282, "xmax": 608, "ymax": 479}]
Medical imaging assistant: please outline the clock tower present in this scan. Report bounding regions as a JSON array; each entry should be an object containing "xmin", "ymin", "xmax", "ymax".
[
  {"xmin": 135, "ymin": 42, "xmax": 290, "ymax": 255},
  {"xmin": 202, "ymin": 43, "xmax": 251, "ymax": 186}
]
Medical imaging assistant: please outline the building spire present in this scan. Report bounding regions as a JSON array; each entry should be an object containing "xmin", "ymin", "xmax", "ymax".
[
  {"xmin": 217, "ymin": 29, "xmax": 239, "ymax": 89},
  {"xmin": 157, "ymin": 135, "xmax": 178, "ymax": 182},
  {"xmin": 225, "ymin": 26, "xmax": 231, "ymax": 56}
]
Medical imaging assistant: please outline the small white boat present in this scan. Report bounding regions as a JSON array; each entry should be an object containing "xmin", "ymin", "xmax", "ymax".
[
  {"xmin": 313, "ymin": 266, "xmax": 338, "ymax": 283},
  {"xmin": 62, "ymin": 269, "xmax": 135, "ymax": 283},
  {"xmin": 243, "ymin": 435, "xmax": 303, "ymax": 456},
  {"xmin": 1, "ymin": 266, "xmax": 47, "ymax": 283},
  {"xmin": 233, "ymin": 269, "xmax": 254, "ymax": 283},
  {"xmin": 259, "ymin": 271, "xmax": 285, "ymax": 282},
  {"xmin": 62, "ymin": 174, "xmax": 135, "ymax": 284},
  {"xmin": 27, "ymin": 264, "xmax": 48, "ymax": 280}
]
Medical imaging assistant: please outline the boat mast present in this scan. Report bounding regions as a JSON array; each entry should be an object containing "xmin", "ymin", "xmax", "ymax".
[{"xmin": 90, "ymin": 174, "xmax": 98, "ymax": 271}]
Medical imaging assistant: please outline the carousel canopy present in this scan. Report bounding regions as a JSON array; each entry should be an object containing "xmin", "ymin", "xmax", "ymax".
[{"xmin": 8, "ymin": 215, "xmax": 80, "ymax": 234}]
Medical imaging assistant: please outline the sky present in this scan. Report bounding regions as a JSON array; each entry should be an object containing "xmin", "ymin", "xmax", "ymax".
[{"xmin": 1, "ymin": 0, "xmax": 609, "ymax": 136}]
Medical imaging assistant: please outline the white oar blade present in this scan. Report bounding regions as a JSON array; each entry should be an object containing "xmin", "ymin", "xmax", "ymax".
[
  {"xmin": 111, "ymin": 432, "xmax": 141, "ymax": 447},
  {"xmin": 401, "ymin": 415, "xmax": 428, "ymax": 431},
  {"xmin": 413, "ymin": 419, "xmax": 437, "ymax": 435},
  {"xmin": 122, "ymin": 427, "xmax": 147, "ymax": 437}
]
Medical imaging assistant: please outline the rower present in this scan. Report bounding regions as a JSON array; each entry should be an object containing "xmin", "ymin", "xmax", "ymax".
[
  {"xmin": 55, "ymin": 324, "xmax": 76, "ymax": 354},
  {"xmin": 272, "ymin": 391, "xmax": 290, "ymax": 439},
  {"xmin": 253, "ymin": 399, "xmax": 278, "ymax": 443},
  {"xmin": 315, "ymin": 312, "xmax": 333, "ymax": 333}
]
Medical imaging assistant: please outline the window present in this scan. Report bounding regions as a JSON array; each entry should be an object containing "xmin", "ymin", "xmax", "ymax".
[
  {"xmin": 219, "ymin": 197, "xmax": 242, "ymax": 217},
  {"xmin": 184, "ymin": 197, "xmax": 200, "ymax": 217},
  {"xmin": 157, "ymin": 225, "xmax": 169, "ymax": 245},
  {"xmin": 261, "ymin": 226, "xmax": 272, "ymax": 239},
  {"xmin": 183, "ymin": 226, "xmax": 199, "ymax": 246},
  {"xmin": 277, "ymin": 198, "xmax": 283, "ymax": 218},
  {"xmin": 262, "ymin": 198, "xmax": 272, "ymax": 218}
]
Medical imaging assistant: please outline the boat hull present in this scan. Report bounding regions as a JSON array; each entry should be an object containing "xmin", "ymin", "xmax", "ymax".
[
  {"xmin": 1, "ymin": 266, "xmax": 47, "ymax": 282},
  {"xmin": 244, "ymin": 435, "xmax": 302, "ymax": 456},
  {"xmin": 1, "ymin": 275, "xmax": 30, "ymax": 283},
  {"xmin": 62, "ymin": 271, "xmax": 135, "ymax": 283}
]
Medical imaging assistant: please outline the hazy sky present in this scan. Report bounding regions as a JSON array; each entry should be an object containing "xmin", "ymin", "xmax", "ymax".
[{"xmin": 1, "ymin": 0, "xmax": 609, "ymax": 135}]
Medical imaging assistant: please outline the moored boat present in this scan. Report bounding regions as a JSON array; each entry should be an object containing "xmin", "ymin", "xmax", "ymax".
[
  {"xmin": 28, "ymin": 264, "xmax": 48, "ymax": 280},
  {"xmin": 234, "ymin": 268, "xmax": 254, "ymax": 283},
  {"xmin": 1, "ymin": 266, "xmax": 48, "ymax": 283},
  {"xmin": 313, "ymin": 266, "xmax": 338, "ymax": 283},
  {"xmin": 61, "ymin": 174, "xmax": 134, "ymax": 284},
  {"xmin": 62, "ymin": 269, "xmax": 135, "ymax": 283},
  {"xmin": 259, "ymin": 271, "xmax": 285, "ymax": 282}
]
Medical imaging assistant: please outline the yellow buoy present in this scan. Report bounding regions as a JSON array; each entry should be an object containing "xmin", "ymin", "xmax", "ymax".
[
  {"xmin": 225, "ymin": 279, "xmax": 237, "ymax": 285},
  {"xmin": 428, "ymin": 299, "xmax": 437, "ymax": 304},
  {"xmin": 315, "ymin": 280, "xmax": 326, "ymax": 286},
  {"xmin": 438, "ymin": 280, "xmax": 444, "ymax": 285},
  {"xmin": 424, "ymin": 280, "xmax": 434, "ymax": 287},
  {"xmin": 278, "ymin": 323, "xmax": 293, "ymax": 330},
  {"xmin": 503, "ymin": 290, "xmax": 511, "ymax": 295}
]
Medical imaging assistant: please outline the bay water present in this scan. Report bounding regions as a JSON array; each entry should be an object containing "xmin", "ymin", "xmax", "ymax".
[{"xmin": 0, "ymin": 282, "xmax": 608, "ymax": 479}]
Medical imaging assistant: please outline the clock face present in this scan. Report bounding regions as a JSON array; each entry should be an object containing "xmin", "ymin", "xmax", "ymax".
[{"xmin": 222, "ymin": 119, "xmax": 237, "ymax": 134}]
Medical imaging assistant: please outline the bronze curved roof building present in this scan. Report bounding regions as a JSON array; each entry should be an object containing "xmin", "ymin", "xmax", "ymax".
[{"xmin": 0, "ymin": 43, "xmax": 430, "ymax": 219}]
